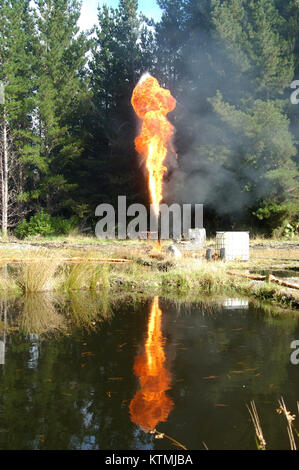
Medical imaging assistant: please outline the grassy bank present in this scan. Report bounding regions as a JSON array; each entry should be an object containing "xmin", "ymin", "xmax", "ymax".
[{"xmin": 0, "ymin": 240, "xmax": 298, "ymax": 310}]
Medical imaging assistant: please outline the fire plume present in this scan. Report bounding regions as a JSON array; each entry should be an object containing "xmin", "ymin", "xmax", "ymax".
[
  {"xmin": 129, "ymin": 297, "xmax": 174, "ymax": 432},
  {"xmin": 131, "ymin": 74, "xmax": 176, "ymax": 217}
]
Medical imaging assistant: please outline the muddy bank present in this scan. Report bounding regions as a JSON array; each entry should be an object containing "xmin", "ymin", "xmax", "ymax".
[{"xmin": 0, "ymin": 238, "xmax": 299, "ymax": 251}]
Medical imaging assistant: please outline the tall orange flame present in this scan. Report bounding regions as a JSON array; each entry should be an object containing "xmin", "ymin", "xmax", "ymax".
[
  {"xmin": 129, "ymin": 296, "xmax": 174, "ymax": 432},
  {"xmin": 131, "ymin": 74, "xmax": 176, "ymax": 217}
]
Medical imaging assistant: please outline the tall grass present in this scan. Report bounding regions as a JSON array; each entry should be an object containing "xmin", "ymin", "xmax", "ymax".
[
  {"xmin": 87, "ymin": 263, "xmax": 110, "ymax": 291},
  {"xmin": 60, "ymin": 262, "xmax": 89, "ymax": 291},
  {"xmin": 60, "ymin": 262, "xmax": 111, "ymax": 292},
  {"xmin": 14, "ymin": 250, "xmax": 59, "ymax": 293}
]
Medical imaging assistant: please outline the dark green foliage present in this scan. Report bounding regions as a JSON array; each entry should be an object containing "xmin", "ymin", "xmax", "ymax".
[
  {"xmin": 14, "ymin": 209, "xmax": 78, "ymax": 238},
  {"xmin": 154, "ymin": 0, "xmax": 299, "ymax": 235},
  {"xmin": 0, "ymin": 1, "xmax": 38, "ymax": 230},
  {"xmin": 1, "ymin": 0, "xmax": 299, "ymax": 237},
  {"xmin": 80, "ymin": 0, "xmax": 155, "ymax": 214},
  {"xmin": 31, "ymin": 0, "xmax": 91, "ymax": 215}
]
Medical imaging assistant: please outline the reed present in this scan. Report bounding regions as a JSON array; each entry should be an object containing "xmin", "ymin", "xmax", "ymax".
[
  {"xmin": 277, "ymin": 396, "xmax": 297, "ymax": 450},
  {"xmin": 59, "ymin": 261, "xmax": 112, "ymax": 292},
  {"xmin": 60, "ymin": 262, "xmax": 89, "ymax": 291},
  {"xmin": 14, "ymin": 250, "xmax": 60, "ymax": 293},
  {"xmin": 247, "ymin": 397, "xmax": 299, "ymax": 451},
  {"xmin": 246, "ymin": 400, "xmax": 266, "ymax": 450},
  {"xmin": 87, "ymin": 263, "xmax": 110, "ymax": 290}
]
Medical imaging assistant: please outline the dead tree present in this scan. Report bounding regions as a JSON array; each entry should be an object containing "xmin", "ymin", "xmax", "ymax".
[
  {"xmin": 0, "ymin": 114, "xmax": 28, "ymax": 236},
  {"xmin": 0, "ymin": 109, "xmax": 8, "ymax": 236}
]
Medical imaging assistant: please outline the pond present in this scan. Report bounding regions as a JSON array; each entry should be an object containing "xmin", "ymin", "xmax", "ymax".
[{"xmin": 0, "ymin": 293, "xmax": 298, "ymax": 450}]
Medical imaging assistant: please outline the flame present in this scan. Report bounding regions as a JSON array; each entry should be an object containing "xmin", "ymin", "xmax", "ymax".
[
  {"xmin": 129, "ymin": 296, "xmax": 174, "ymax": 432},
  {"xmin": 153, "ymin": 240, "xmax": 162, "ymax": 253},
  {"xmin": 131, "ymin": 75, "xmax": 176, "ymax": 217}
]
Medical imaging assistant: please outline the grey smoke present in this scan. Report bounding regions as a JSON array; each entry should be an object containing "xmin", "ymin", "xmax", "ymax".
[{"xmin": 160, "ymin": 26, "xmax": 292, "ymax": 221}]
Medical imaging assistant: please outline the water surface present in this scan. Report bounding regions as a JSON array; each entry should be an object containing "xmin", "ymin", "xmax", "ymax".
[{"xmin": 0, "ymin": 293, "xmax": 298, "ymax": 450}]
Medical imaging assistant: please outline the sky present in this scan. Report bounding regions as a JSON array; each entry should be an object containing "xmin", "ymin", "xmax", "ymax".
[{"xmin": 78, "ymin": 0, "xmax": 162, "ymax": 31}]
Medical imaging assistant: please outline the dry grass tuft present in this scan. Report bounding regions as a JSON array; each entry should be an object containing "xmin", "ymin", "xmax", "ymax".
[
  {"xmin": 59, "ymin": 261, "xmax": 111, "ymax": 292},
  {"xmin": 247, "ymin": 400, "xmax": 266, "ymax": 450},
  {"xmin": 14, "ymin": 249, "xmax": 60, "ymax": 293},
  {"xmin": 276, "ymin": 396, "xmax": 297, "ymax": 450}
]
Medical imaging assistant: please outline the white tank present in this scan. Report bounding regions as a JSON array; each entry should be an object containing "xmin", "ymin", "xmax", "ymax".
[{"xmin": 216, "ymin": 231, "xmax": 250, "ymax": 261}]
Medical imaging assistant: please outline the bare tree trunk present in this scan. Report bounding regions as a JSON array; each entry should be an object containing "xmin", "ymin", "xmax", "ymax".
[
  {"xmin": 0, "ymin": 107, "xmax": 29, "ymax": 232},
  {"xmin": 0, "ymin": 127, "xmax": 4, "ymax": 234},
  {"xmin": 2, "ymin": 111, "xmax": 8, "ymax": 237},
  {"xmin": 0, "ymin": 297, "xmax": 7, "ymax": 366}
]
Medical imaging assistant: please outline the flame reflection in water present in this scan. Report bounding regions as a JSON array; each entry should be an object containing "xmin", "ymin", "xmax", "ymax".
[{"xmin": 129, "ymin": 297, "xmax": 174, "ymax": 432}]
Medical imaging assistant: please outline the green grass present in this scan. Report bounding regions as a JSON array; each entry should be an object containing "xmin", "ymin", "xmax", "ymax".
[{"xmin": 60, "ymin": 262, "xmax": 90, "ymax": 291}]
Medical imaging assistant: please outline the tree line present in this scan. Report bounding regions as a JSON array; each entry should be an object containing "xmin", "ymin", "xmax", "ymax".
[{"xmin": 0, "ymin": 0, "xmax": 298, "ymax": 238}]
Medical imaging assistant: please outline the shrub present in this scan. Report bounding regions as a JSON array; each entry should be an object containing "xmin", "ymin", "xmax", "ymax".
[
  {"xmin": 14, "ymin": 219, "xmax": 30, "ymax": 240},
  {"xmin": 51, "ymin": 216, "xmax": 77, "ymax": 235},
  {"xmin": 15, "ymin": 210, "xmax": 53, "ymax": 239},
  {"xmin": 14, "ymin": 210, "xmax": 77, "ymax": 239},
  {"xmin": 252, "ymin": 202, "xmax": 289, "ymax": 235}
]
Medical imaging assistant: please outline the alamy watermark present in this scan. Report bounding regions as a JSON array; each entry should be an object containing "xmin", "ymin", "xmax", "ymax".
[
  {"xmin": 95, "ymin": 196, "xmax": 203, "ymax": 240},
  {"xmin": 287, "ymin": 85, "xmax": 299, "ymax": 365},
  {"xmin": 290, "ymin": 80, "xmax": 299, "ymax": 104},
  {"xmin": 0, "ymin": 82, "xmax": 5, "ymax": 105},
  {"xmin": 290, "ymin": 340, "xmax": 299, "ymax": 365}
]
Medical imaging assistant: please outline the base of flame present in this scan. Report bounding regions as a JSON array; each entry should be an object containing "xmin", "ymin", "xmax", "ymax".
[{"xmin": 150, "ymin": 212, "xmax": 163, "ymax": 257}]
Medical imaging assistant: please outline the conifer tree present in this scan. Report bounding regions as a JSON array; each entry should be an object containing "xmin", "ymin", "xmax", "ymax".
[
  {"xmin": 32, "ymin": 0, "xmax": 90, "ymax": 215},
  {"xmin": 0, "ymin": 0, "xmax": 36, "ymax": 235},
  {"xmin": 86, "ymin": 0, "xmax": 154, "ymax": 213},
  {"xmin": 155, "ymin": 0, "xmax": 299, "ymax": 233}
]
